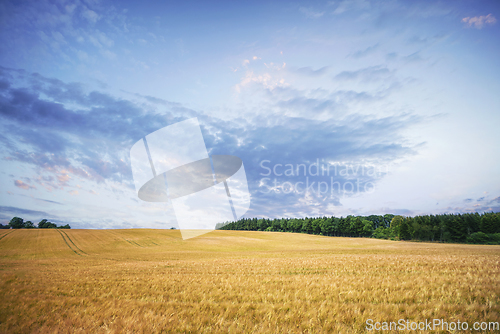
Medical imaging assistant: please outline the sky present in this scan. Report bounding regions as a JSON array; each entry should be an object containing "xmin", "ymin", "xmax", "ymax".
[{"xmin": 0, "ymin": 0, "xmax": 499, "ymax": 229}]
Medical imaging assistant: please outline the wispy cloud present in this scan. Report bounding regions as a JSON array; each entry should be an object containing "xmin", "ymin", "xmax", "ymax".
[
  {"xmin": 462, "ymin": 14, "xmax": 496, "ymax": 29},
  {"xmin": 299, "ymin": 7, "xmax": 325, "ymax": 19},
  {"xmin": 15, "ymin": 194, "xmax": 64, "ymax": 205},
  {"xmin": 403, "ymin": 51, "xmax": 424, "ymax": 63},
  {"xmin": 334, "ymin": 65, "xmax": 395, "ymax": 82},
  {"xmin": 81, "ymin": 7, "xmax": 100, "ymax": 24},
  {"xmin": 0, "ymin": 0, "xmax": 129, "ymax": 70},
  {"xmin": 290, "ymin": 66, "xmax": 329, "ymax": 77},
  {"xmin": 0, "ymin": 206, "xmax": 52, "ymax": 218},
  {"xmin": 14, "ymin": 180, "xmax": 36, "ymax": 190},
  {"xmin": 350, "ymin": 44, "xmax": 379, "ymax": 59},
  {"xmin": 331, "ymin": 0, "xmax": 370, "ymax": 15}
]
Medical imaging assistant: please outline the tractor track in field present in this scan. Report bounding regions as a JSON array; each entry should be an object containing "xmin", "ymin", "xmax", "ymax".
[
  {"xmin": 56, "ymin": 229, "xmax": 86, "ymax": 256},
  {"xmin": 59, "ymin": 229, "xmax": 87, "ymax": 255},
  {"xmin": 107, "ymin": 230, "xmax": 144, "ymax": 247},
  {"xmin": 0, "ymin": 230, "xmax": 15, "ymax": 242}
]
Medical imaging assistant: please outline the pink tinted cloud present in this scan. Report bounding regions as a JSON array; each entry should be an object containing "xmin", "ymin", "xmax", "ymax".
[
  {"xmin": 462, "ymin": 14, "xmax": 496, "ymax": 29},
  {"xmin": 14, "ymin": 180, "xmax": 36, "ymax": 190}
]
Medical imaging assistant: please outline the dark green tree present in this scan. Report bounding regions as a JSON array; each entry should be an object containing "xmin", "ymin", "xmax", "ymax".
[
  {"xmin": 320, "ymin": 217, "xmax": 333, "ymax": 236},
  {"xmin": 311, "ymin": 219, "xmax": 322, "ymax": 234},
  {"xmin": 480, "ymin": 213, "xmax": 499, "ymax": 234},
  {"xmin": 390, "ymin": 216, "xmax": 405, "ymax": 240},
  {"xmin": 38, "ymin": 219, "xmax": 57, "ymax": 228},
  {"xmin": 350, "ymin": 217, "xmax": 364, "ymax": 237},
  {"xmin": 257, "ymin": 219, "xmax": 267, "ymax": 231},
  {"xmin": 383, "ymin": 214, "xmax": 395, "ymax": 228},
  {"xmin": 302, "ymin": 218, "xmax": 312, "ymax": 234},
  {"xmin": 24, "ymin": 221, "xmax": 35, "ymax": 228},
  {"xmin": 9, "ymin": 217, "xmax": 25, "ymax": 229},
  {"xmin": 361, "ymin": 219, "xmax": 374, "ymax": 237}
]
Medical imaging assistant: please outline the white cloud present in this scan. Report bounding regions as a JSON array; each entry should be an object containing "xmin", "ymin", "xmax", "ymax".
[
  {"xmin": 234, "ymin": 70, "xmax": 287, "ymax": 93},
  {"xmin": 264, "ymin": 62, "xmax": 286, "ymax": 70},
  {"xmin": 52, "ymin": 31, "xmax": 67, "ymax": 45},
  {"xmin": 101, "ymin": 49, "xmax": 116, "ymax": 60},
  {"xmin": 82, "ymin": 7, "xmax": 100, "ymax": 24},
  {"xmin": 88, "ymin": 35, "xmax": 102, "ymax": 48},
  {"xmin": 462, "ymin": 14, "xmax": 496, "ymax": 29},
  {"xmin": 331, "ymin": 0, "xmax": 370, "ymax": 15},
  {"xmin": 65, "ymin": 4, "xmax": 77, "ymax": 14},
  {"xmin": 299, "ymin": 7, "xmax": 325, "ymax": 19},
  {"xmin": 77, "ymin": 50, "xmax": 90, "ymax": 62},
  {"xmin": 97, "ymin": 31, "xmax": 114, "ymax": 48}
]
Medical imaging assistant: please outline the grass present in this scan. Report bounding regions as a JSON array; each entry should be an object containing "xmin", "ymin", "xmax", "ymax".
[{"xmin": 0, "ymin": 229, "xmax": 499, "ymax": 333}]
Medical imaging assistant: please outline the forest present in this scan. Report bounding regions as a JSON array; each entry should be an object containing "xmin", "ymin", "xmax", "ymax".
[
  {"xmin": 217, "ymin": 212, "xmax": 500, "ymax": 244},
  {"xmin": 0, "ymin": 217, "xmax": 71, "ymax": 229}
]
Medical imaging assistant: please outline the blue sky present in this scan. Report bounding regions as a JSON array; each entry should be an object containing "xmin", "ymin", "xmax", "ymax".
[{"xmin": 0, "ymin": 0, "xmax": 499, "ymax": 228}]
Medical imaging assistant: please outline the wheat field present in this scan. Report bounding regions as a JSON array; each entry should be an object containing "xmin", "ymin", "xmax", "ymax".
[{"xmin": 0, "ymin": 229, "xmax": 499, "ymax": 333}]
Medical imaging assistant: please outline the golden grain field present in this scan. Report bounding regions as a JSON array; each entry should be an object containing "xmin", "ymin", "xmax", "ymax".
[{"xmin": 0, "ymin": 229, "xmax": 499, "ymax": 333}]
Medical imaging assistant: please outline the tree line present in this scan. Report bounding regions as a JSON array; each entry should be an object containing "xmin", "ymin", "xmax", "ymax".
[
  {"xmin": 216, "ymin": 212, "xmax": 500, "ymax": 245},
  {"xmin": 0, "ymin": 217, "xmax": 71, "ymax": 229}
]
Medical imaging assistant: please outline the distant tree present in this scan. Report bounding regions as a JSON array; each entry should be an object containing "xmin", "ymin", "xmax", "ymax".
[
  {"xmin": 320, "ymin": 217, "xmax": 333, "ymax": 236},
  {"xmin": 480, "ymin": 213, "xmax": 499, "ymax": 234},
  {"xmin": 449, "ymin": 214, "xmax": 467, "ymax": 242},
  {"xmin": 301, "ymin": 218, "xmax": 312, "ymax": 234},
  {"xmin": 350, "ymin": 217, "xmax": 364, "ymax": 237},
  {"xmin": 390, "ymin": 216, "xmax": 403, "ymax": 240},
  {"xmin": 362, "ymin": 219, "xmax": 374, "ymax": 237},
  {"xmin": 366, "ymin": 215, "xmax": 383, "ymax": 229},
  {"xmin": 467, "ymin": 232, "xmax": 500, "ymax": 245},
  {"xmin": 59, "ymin": 224, "xmax": 71, "ymax": 229},
  {"xmin": 257, "ymin": 219, "xmax": 268, "ymax": 231},
  {"xmin": 409, "ymin": 216, "xmax": 420, "ymax": 240},
  {"xmin": 290, "ymin": 219, "xmax": 302, "ymax": 233},
  {"xmin": 38, "ymin": 219, "xmax": 57, "ymax": 229},
  {"xmin": 383, "ymin": 214, "xmax": 395, "ymax": 228},
  {"xmin": 280, "ymin": 218, "xmax": 288, "ymax": 232},
  {"xmin": 311, "ymin": 219, "xmax": 322, "ymax": 234},
  {"xmin": 272, "ymin": 219, "xmax": 280, "ymax": 231},
  {"xmin": 0, "ymin": 223, "xmax": 10, "ymax": 229},
  {"xmin": 465, "ymin": 213, "xmax": 480, "ymax": 234},
  {"xmin": 218, "ymin": 211, "xmax": 500, "ymax": 245},
  {"xmin": 399, "ymin": 218, "xmax": 411, "ymax": 240},
  {"xmin": 373, "ymin": 226, "xmax": 388, "ymax": 239},
  {"xmin": 24, "ymin": 221, "xmax": 35, "ymax": 229},
  {"xmin": 38, "ymin": 219, "xmax": 47, "ymax": 228},
  {"xmin": 9, "ymin": 217, "xmax": 25, "ymax": 229},
  {"xmin": 338, "ymin": 217, "xmax": 349, "ymax": 236}
]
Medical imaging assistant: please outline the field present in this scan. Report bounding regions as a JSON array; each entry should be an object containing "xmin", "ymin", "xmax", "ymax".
[{"xmin": 0, "ymin": 229, "xmax": 499, "ymax": 333}]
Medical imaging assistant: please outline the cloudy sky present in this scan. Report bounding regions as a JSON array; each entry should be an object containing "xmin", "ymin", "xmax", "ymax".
[{"xmin": 0, "ymin": 0, "xmax": 499, "ymax": 228}]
